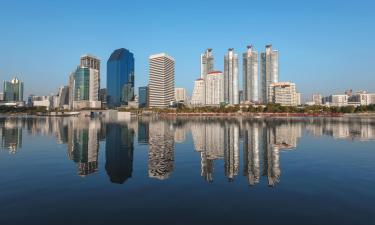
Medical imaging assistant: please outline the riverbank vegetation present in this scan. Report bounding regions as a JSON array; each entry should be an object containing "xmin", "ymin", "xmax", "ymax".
[{"xmin": 0, "ymin": 106, "xmax": 47, "ymax": 114}]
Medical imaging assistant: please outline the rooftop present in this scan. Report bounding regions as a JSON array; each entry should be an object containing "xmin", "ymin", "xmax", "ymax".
[{"xmin": 149, "ymin": 53, "xmax": 174, "ymax": 61}]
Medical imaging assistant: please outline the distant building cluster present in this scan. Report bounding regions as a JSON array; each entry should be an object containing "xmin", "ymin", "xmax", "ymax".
[
  {"xmin": 305, "ymin": 90, "xmax": 375, "ymax": 107},
  {"xmin": 191, "ymin": 45, "xmax": 301, "ymax": 107},
  {"xmin": 2, "ymin": 45, "xmax": 375, "ymax": 110}
]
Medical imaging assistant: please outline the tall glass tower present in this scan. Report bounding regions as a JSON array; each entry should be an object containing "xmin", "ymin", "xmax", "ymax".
[
  {"xmin": 243, "ymin": 45, "xmax": 259, "ymax": 103},
  {"xmin": 200, "ymin": 48, "xmax": 214, "ymax": 79},
  {"xmin": 260, "ymin": 45, "xmax": 279, "ymax": 104},
  {"xmin": 107, "ymin": 48, "xmax": 135, "ymax": 108},
  {"xmin": 224, "ymin": 48, "xmax": 239, "ymax": 105},
  {"xmin": 3, "ymin": 77, "xmax": 24, "ymax": 102}
]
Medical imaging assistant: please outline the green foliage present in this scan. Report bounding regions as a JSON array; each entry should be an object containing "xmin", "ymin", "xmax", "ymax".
[{"xmin": 0, "ymin": 106, "xmax": 47, "ymax": 114}]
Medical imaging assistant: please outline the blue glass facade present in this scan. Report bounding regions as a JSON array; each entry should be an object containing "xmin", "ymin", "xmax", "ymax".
[
  {"xmin": 107, "ymin": 48, "xmax": 134, "ymax": 108},
  {"xmin": 74, "ymin": 67, "xmax": 90, "ymax": 101},
  {"xmin": 138, "ymin": 86, "xmax": 148, "ymax": 108}
]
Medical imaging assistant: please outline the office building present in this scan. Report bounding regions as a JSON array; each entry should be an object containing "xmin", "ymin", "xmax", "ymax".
[
  {"xmin": 148, "ymin": 53, "xmax": 175, "ymax": 108},
  {"xmin": 3, "ymin": 77, "xmax": 24, "ymax": 102},
  {"xmin": 107, "ymin": 48, "xmax": 135, "ymax": 108},
  {"xmin": 243, "ymin": 45, "xmax": 259, "ymax": 103},
  {"xmin": 200, "ymin": 48, "xmax": 214, "ymax": 79},
  {"xmin": 260, "ymin": 45, "xmax": 279, "ymax": 104},
  {"xmin": 224, "ymin": 48, "xmax": 239, "ymax": 105},
  {"xmin": 191, "ymin": 78, "xmax": 205, "ymax": 105},
  {"xmin": 0, "ymin": 92, "xmax": 4, "ymax": 101},
  {"xmin": 268, "ymin": 82, "xmax": 299, "ymax": 106},
  {"xmin": 57, "ymin": 86, "xmax": 69, "ymax": 109},
  {"xmin": 205, "ymin": 71, "xmax": 224, "ymax": 105},
  {"xmin": 70, "ymin": 55, "xmax": 101, "ymax": 110},
  {"xmin": 138, "ymin": 86, "xmax": 149, "ymax": 108},
  {"xmin": 349, "ymin": 91, "xmax": 375, "ymax": 105},
  {"xmin": 312, "ymin": 94, "xmax": 322, "ymax": 105},
  {"xmin": 174, "ymin": 87, "xmax": 188, "ymax": 103},
  {"xmin": 323, "ymin": 94, "xmax": 349, "ymax": 107}
]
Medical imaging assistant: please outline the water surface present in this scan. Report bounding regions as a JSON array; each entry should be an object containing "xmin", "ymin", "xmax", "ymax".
[{"xmin": 0, "ymin": 116, "xmax": 374, "ymax": 225}]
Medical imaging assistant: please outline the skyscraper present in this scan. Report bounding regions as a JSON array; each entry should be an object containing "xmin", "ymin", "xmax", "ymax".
[
  {"xmin": 3, "ymin": 77, "xmax": 24, "ymax": 102},
  {"xmin": 243, "ymin": 45, "xmax": 259, "ymax": 103},
  {"xmin": 260, "ymin": 45, "xmax": 279, "ymax": 104},
  {"xmin": 81, "ymin": 55, "xmax": 100, "ymax": 102},
  {"xmin": 149, "ymin": 53, "xmax": 175, "ymax": 108},
  {"xmin": 224, "ymin": 48, "xmax": 239, "ymax": 105},
  {"xmin": 205, "ymin": 71, "xmax": 224, "ymax": 105},
  {"xmin": 107, "ymin": 48, "xmax": 135, "ymax": 108},
  {"xmin": 69, "ymin": 55, "xmax": 101, "ymax": 110},
  {"xmin": 200, "ymin": 48, "xmax": 214, "ymax": 79},
  {"xmin": 138, "ymin": 86, "xmax": 149, "ymax": 108}
]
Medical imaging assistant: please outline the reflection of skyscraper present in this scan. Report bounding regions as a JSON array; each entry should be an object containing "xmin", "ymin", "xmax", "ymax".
[
  {"xmin": 105, "ymin": 123, "xmax": 134, "ymax": 184},
  {"xmin": 262, "ymin": 125, "xmax": 281, "ymax": 187},
  {"xmin": 0, "ymin": 119, "xmax": 22, "ymax": 154},
  {"xmin": 67, "ymin": 118, "xmax": 100, "ymax": 177},
  {"xmin": 191, "ymin": 121, "xmax": 225, "ymax": 182},
  {"xmin": 243, "ymin": 122, "xmax": 260, "ymax": 186},
  {"xmin": 138, "ymin": 121, "xmax": 149, "ymax": 144},
  {"xmin": 148, "ymin": 121, "xmax": 174, "ymax": 180},
  {"xmin": 224, "ymin": 123, "xmax": 240, "ymax": 181}
]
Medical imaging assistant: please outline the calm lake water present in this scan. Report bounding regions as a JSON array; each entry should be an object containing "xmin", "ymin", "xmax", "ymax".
[{"xmin": 0, "ymin": 116, "xmax": 374, "ymax": 225}]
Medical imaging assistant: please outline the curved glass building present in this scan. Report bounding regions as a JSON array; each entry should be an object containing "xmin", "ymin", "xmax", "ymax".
[{"xmin": 107, "ymin": 48, "xmax": 134, "ymax": 108}]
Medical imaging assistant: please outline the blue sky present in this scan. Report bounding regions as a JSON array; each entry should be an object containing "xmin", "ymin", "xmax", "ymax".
[{"xmin": 0, "ymin": 0, "xmax": 374, "ymax": 101}]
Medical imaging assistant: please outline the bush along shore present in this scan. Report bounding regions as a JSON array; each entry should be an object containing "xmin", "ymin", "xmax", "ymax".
[{"xmin": 123, "ymin": 104, "xmax": 375, "ymax": 116}]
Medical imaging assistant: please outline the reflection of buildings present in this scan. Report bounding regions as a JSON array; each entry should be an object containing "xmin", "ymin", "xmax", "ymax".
[
  {"xmin": 105, "ymin": 123, "xmax": 134, "ymax": 184},
  {"xmin": 243, "ymin": 123, "xmax": 260, "ymax": 186},
  {"xmin": 224, "ymin": 123, "xmax": 240, "ymax": 181},
  {"xmin": 174, "ymin": 126, "xmax": 187, "ymax": 143},
  {"xmin": 262, "ymin": 126, "xmax": 281, "ymax": 187},
  {"xmin": 138, "ymin": 121, "xmax": 149, "ymax": 144},
  {"xmin": 0, "ymin": 119, "xmax": 22, "ymax": 154},
  {"xmin": 191, "ymin": 121, "xmax": 225, "ymax": 182},
  {"xmin": 148, "ymin": 121, "xmax": 174, "ymax": 180},
  {"xmin": 67, "ymin": 118, "xmax": 100, "ymax": 177}
]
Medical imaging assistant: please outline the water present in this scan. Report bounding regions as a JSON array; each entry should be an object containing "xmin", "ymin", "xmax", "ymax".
[{"xmin": 0, "ymin": 116, "xmax": 374, "ymax": 225}]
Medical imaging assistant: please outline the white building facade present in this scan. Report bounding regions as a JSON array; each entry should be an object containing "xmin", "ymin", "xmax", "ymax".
[
  {"xmin": 149, "ymin": 53, "xmax": 175, "ymax": 108},
  {"xmin": 191, "ymin": 79, "xmax": 205, "ymax": 106},
  {"xmin": 268, "ymin": 82, "xmax": 299, "ymax": 106},
  {"xmin": 205, "ymin": 71, "xmax": 224, "ymax": 106},
  {"xmin": 260, "ymin": 45, "xmax": 279, "ymax": 104},
  {"xmin": 224, "ymin": 48, "xmax": 239, "ymax": 105},
  {"xmin": 243, "ymin": 45, "xmax": 258, "ymax": 103}
]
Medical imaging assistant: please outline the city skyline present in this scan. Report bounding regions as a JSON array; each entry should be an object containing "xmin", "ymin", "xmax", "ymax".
[{"xmin": 1, "ymin": 1, "xmax": 374, "ymax": 100}]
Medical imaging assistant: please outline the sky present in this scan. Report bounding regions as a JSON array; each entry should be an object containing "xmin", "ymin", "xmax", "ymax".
[{"xmin": 0, "ymin": 0, "xmax": 374, "ymax": 101}]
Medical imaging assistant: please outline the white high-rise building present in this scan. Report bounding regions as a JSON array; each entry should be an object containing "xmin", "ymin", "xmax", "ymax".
[
  {"xmin": 174, "ymin": 88, "xmax": 188, "ymax": 103},
  {"xmin": 149, "ymin": 53, "xmax": 175, "ymax": 108},
  {"xmin": 243, "ymin": 45, "xmax": 259, "ymax": 103},
  {"xmin": 200, "ymin": 48, "xmax": 214, "ymax": 79},
  {"xmin": 268, "ymin": 82, "xmax": 299, "ymax": 106},
  {"xmin": 224, "ymin": 48, "xmax": 239, "ymax": 105},
  {"xmin": 205, "ymin": 71, "xmax": 224, "ymax": 105},
  {"xmin": 260, "ymin": 45, "xmax": 279, "ymax": 104},
  {"xmin": 191, "ymin": 78, "xmax": 205, "ymax": 105}
]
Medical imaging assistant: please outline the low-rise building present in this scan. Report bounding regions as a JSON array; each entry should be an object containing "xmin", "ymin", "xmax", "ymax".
[{"xmin": 268, "ymin": 82, "xmax": 299, "ymax": 106}]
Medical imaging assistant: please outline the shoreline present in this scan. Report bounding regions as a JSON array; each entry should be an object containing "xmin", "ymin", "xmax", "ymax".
[{"xmin": 2, "ymin": 111, "xmax": 375, "ymax": 118}]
